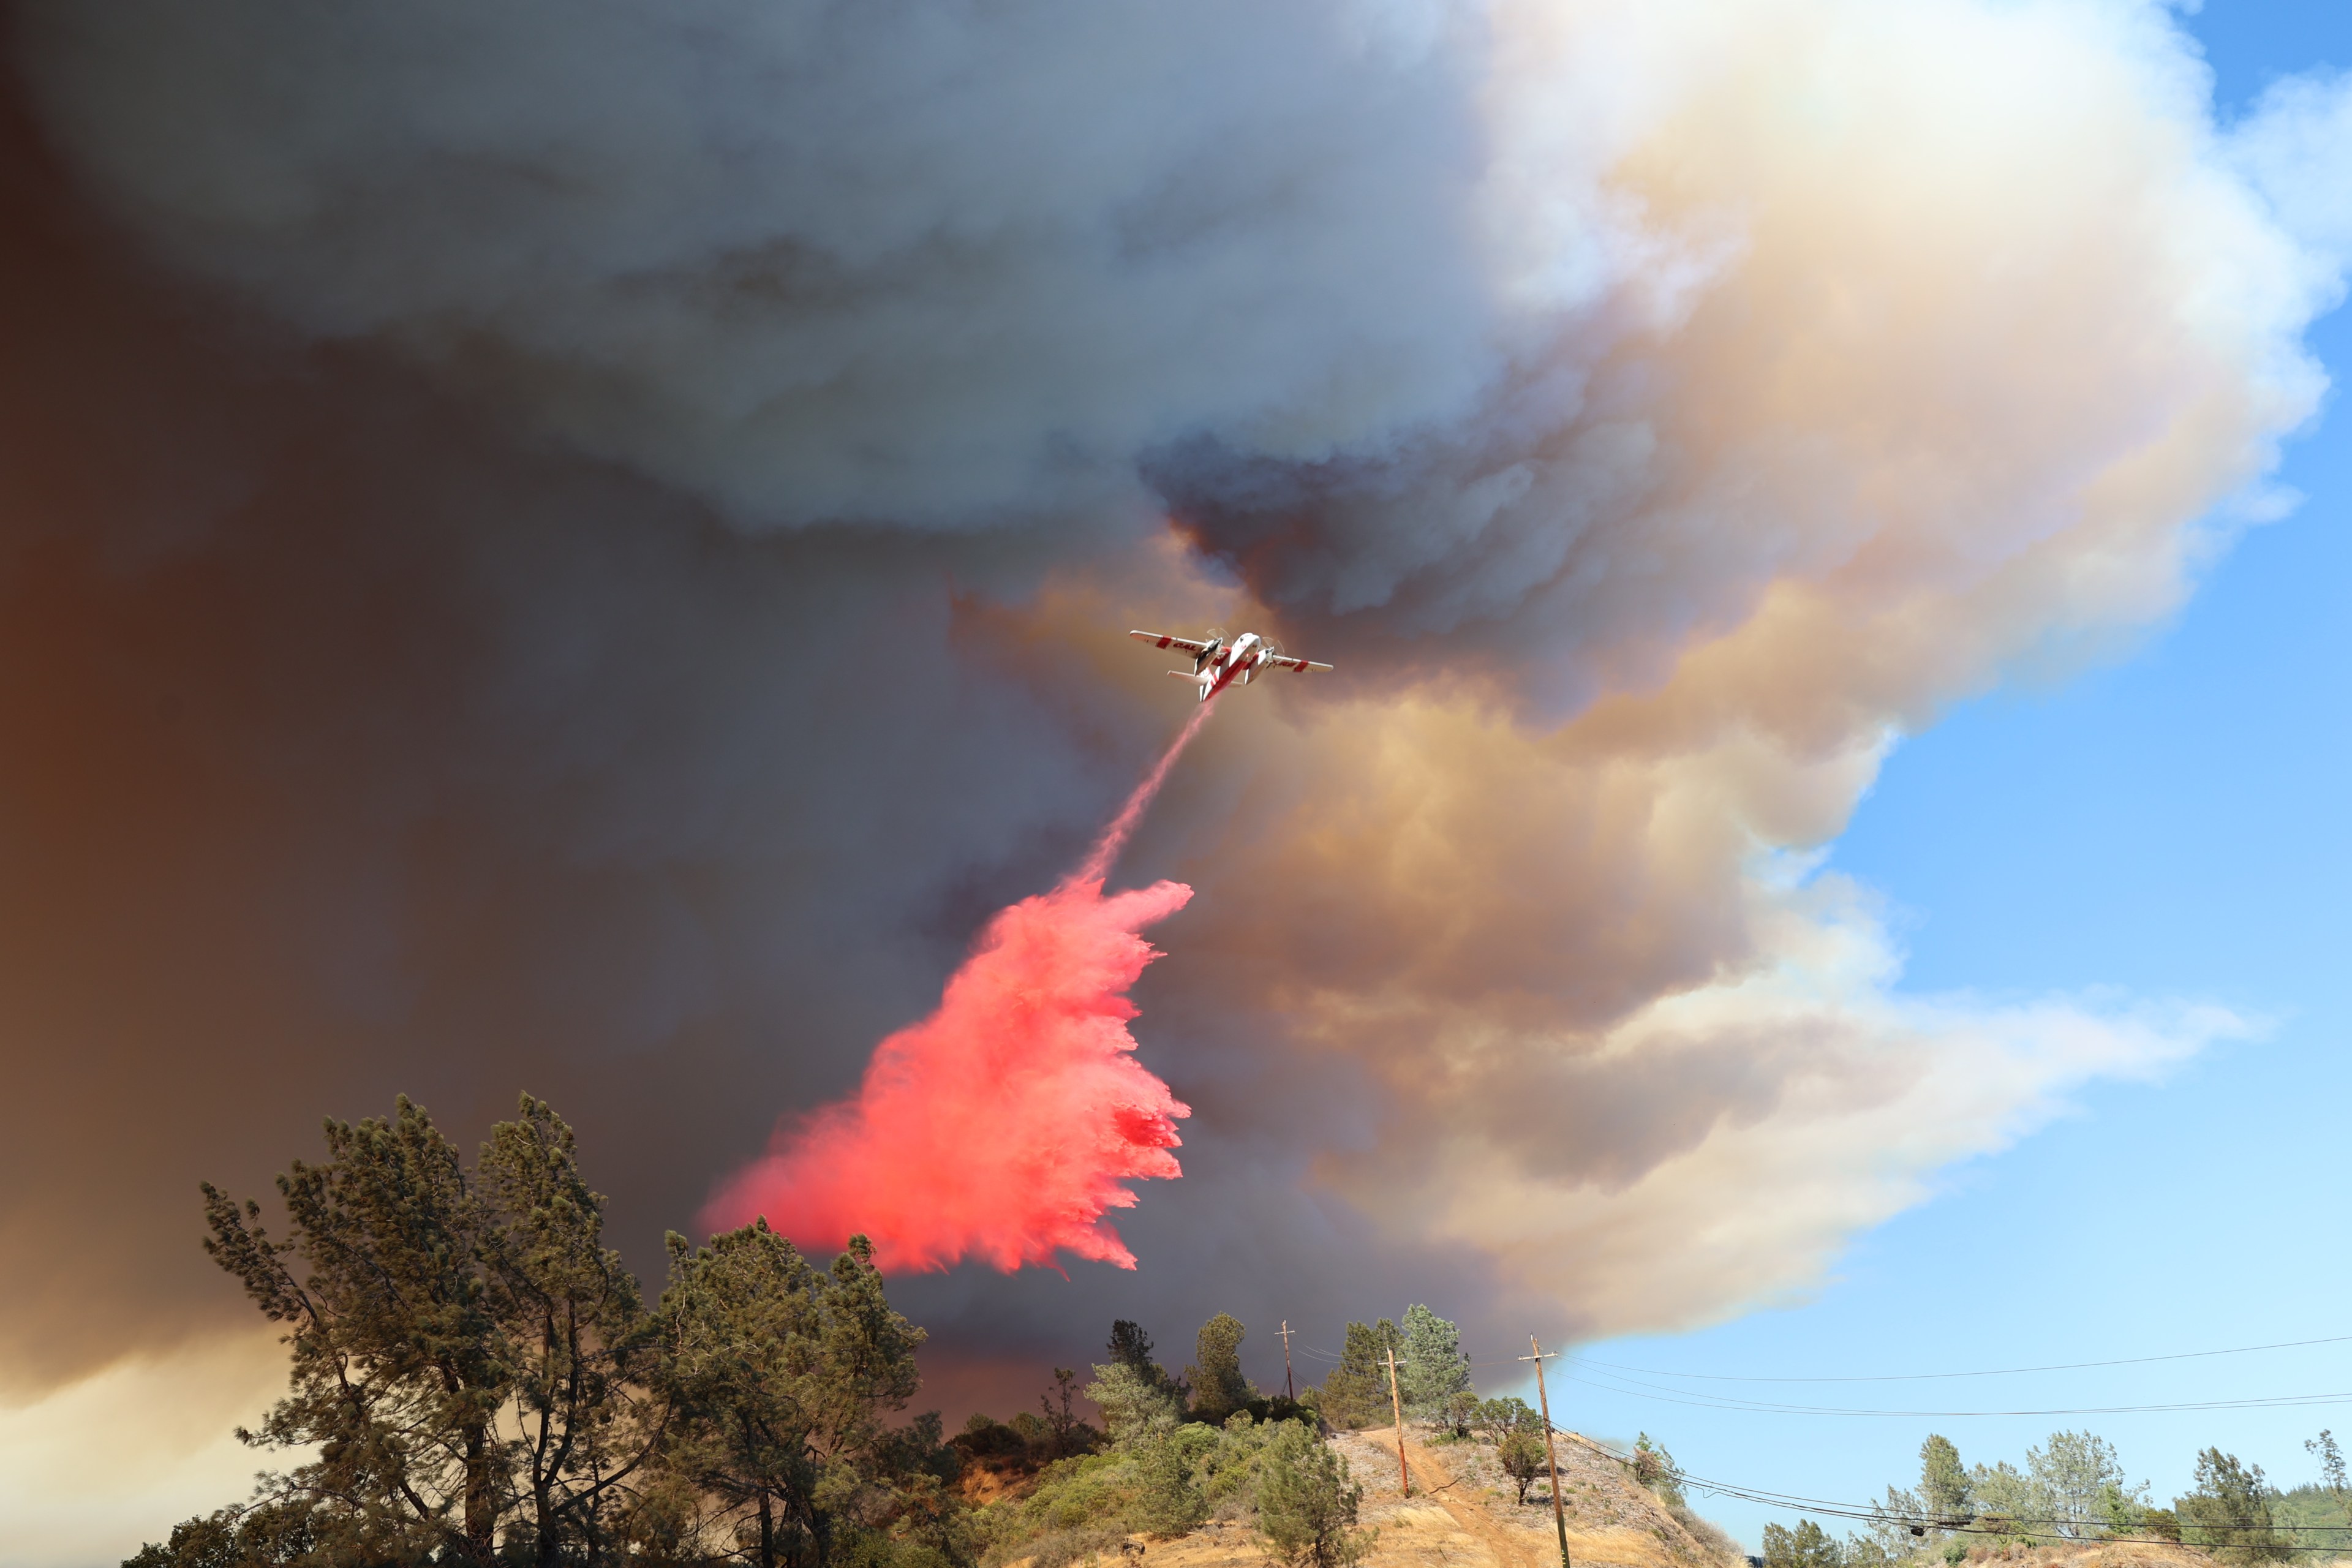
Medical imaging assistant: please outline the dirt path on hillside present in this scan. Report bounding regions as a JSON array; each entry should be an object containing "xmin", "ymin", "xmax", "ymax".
[{"xmin": 1359, "ymin": 1430, "xmax": 1545, "ymax": 1568}]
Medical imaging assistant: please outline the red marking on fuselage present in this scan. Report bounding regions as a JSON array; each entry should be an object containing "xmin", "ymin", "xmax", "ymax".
[{"xmin": 1205, "ymin": 646, "xmax": 1256, "ymax": 699}]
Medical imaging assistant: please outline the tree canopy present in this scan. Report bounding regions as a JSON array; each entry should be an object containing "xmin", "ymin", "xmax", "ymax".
[
  {"xmin": 1396, "ymin": 1305, "xmax": 1470, "ymax": 1425},
  {"xmin": 1315, "ymin": 1320, "xmax": 1401, "ymax": 1431},
  {"xmin": 1185, "ymin": 1314, "xmax": 1255, "ymax": 1427},
  {"xmin": 146, "ymin": 1094, "xmax": 957, "ymax": 1568}
]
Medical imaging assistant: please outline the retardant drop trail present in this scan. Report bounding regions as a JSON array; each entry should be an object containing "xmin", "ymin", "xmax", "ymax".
[{"xmin": 702, "ymin": 703, "xmax": 1214, "ymax": 1272}]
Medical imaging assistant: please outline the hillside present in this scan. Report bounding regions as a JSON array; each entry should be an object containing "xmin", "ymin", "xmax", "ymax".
[
  {"xmin": 1084, "ymin": 1425, "xmax": 1740, "ymax": 1568},
  {"xmin": 996, "ymin": 1420, "xmax": 2271, "ymax": 1568}
]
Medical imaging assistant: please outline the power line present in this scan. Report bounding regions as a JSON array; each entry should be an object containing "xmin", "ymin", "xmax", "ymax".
[
  {"xmin": 1283, "ymin": 1325, "xmax": 2352, "ymax": 1547},
  {"xmin": 1661, "ymin": 1463, "xmax": 2352, "ymax": 1532},
  {"xmin": 1307, "ymin": 1329, "xmax": 2352, "ymax": 1390},
  {"xmin": 1591, "ymin": 1441, "xmax": 2352, "ymax": 1553},
  {"xmin": 1562, "ymin": 1364, "xmax": 2352, "ymax": 1419},
  {"xmin": 1574, "ymin": 1333, "xmax": 2352, "ymax": 1386}
]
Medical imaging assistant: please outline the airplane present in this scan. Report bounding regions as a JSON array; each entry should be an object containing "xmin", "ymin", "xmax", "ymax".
[{"xmin": 1128, "ymin": 627, "xmax": 1332, "ymax": 702}]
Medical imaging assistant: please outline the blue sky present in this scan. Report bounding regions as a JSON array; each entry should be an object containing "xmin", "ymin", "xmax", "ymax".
[{"xmin": 1546, "ymin": 2, "xmax": 2352, "ymax": 1545}]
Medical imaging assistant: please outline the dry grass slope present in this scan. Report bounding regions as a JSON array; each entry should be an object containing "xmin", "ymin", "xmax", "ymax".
[
  {"xmin": 993, "ymin": 1426, "xmax": 2278, "ymax": 1568},
  {"xmin": 1052, "ymin": 1427, "xmax": 1743, "ymax": 1568}
]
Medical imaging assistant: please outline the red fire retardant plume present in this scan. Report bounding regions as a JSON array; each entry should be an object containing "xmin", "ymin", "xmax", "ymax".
[{"xmin": 703, "ymin": 706, "xmax": 1213, "ymax": 1272}]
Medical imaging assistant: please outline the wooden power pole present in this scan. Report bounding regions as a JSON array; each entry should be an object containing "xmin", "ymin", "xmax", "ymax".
[
  {"xmin": 1384, "ymin": 1344, "xmax": 1411, "ymax": 1497},
  {"xmin": 1522, "ymin": 1336, "xmax": 1572, "ymax": 1568},
  {"xmin": 1278, "ymin": 1320, "xmax": 1296, "ymax": 1402}
]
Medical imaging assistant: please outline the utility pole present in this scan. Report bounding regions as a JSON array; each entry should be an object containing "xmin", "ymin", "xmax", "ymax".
[
  {"xmin": 1278, "ymin": 1320, "xmax": 1296, "ymax": 1402},
  {"xmin": 1384, "ymin": 1344, "xmax": 1411, "ymax": 1497},
  {"xmin": 1522, "ymin": 1336, "xmax": 1572, "ymax": 1568}
]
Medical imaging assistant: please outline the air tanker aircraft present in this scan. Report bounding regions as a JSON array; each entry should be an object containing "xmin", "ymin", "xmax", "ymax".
[{"xmin": 1128, "ymin": 628, "xmax": 1332, "ymax": 702}]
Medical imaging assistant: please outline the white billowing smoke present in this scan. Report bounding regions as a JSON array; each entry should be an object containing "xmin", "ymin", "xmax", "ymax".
[
  {"xmin": 15, "ymin": 0, "xmax": 2352, "ymax": 1360},
  {"xmin": 2231, "ymin": 67, "xmax": 2352, "ymax": 285}
]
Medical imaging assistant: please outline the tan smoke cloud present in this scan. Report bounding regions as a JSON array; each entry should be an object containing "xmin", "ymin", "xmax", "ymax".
[
  {"xmin": 1126, "ymin": 0, "xmax": 2323, "ymax": 1334},
  {"xmin": 1, "ymin": 2, "xmax": 2349, "ymax": 1561}
]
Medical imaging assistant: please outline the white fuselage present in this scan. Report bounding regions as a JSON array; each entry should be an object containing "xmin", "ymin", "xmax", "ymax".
[{"xmin": 1193, "ymin": 631, "xmax": 1264, "ymax": 701}]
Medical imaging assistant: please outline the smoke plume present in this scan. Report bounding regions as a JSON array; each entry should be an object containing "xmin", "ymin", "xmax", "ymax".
[
  {"xmin": 1, "ymin": 2, "xmax": 2350, "ymax": 1559},
  {"xmin": 704, "ymin": 709, "xmax": 1212, "ymax": 1272}
]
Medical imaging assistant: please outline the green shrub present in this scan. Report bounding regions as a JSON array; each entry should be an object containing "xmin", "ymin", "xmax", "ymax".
[
  {"xmin": 1257, "ymin": 1422, "xmax": 1374, "ymax": 1568},
  {"xmin": 1501, "ymin": 1431, "xmax": 1547, "ymax": 1504}
]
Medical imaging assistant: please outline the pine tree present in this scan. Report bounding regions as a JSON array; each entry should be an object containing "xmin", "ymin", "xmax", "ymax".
[
  {"xmin": 1186, "ymin": 1314, "xmax": 1255, "ymax": 1426},
  {"xmin": 1920, "ymin": 1435, "xmax": 1971, "ymax": 1523},
  {"xmin": 1257, "ymin": 1421, "xmax": 1373, "ymax": 1568},
  {"xmin": 1109, "ymin": 1319, "xmax": 1159, "ymax": 1378},
  {"xmin": 1397, "ymin": 1305, "xmax": 1471, "ymax": 1423},
  {"xmin": 478, "ymin": 1095, "xmax": 668, "ymax": 1564},
  {"xmin": 1316, "ymin": 1321, "xmax": 1400, "ymax": 1431},
  {"xmin": 2308, "ymin": 1431, "xmax": 2348, "ymax": 1513},
  {"xmin": 154, "ymin": 1096, "xmax": 963, "ymax": 1568},
  {"xmin": 1106, "ymin": 1319, "xmax": 1188, "ymax": 1409},
  {"xmin": 1087, "ymin": 1325, "xmax": 1186, "ymax": 1447},
  {"xmin": 2179, "ymin": 1449, "xmax": 2289, "ymax": 1564},
  {"xmin": 200, "ymin": 1096, "xmax": 508, "ymax": 1565},
  {"xmin": 1133, "ymin": 1427, "xmax": 1209, "ymax": 1536},
  {"xmin": 658, "ymin": 1223, "xmax": 930, "ymax": 1568}
]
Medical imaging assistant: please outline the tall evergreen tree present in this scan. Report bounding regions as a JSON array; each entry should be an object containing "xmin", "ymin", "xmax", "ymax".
[
  {"xmin": 201, "ymin": 1096, "xmax": 508, "ymax": 1565},
  {"xmin": 478, "ymin": 1095, "xmax": 667, "ymax": 1565},
  {"xmin": 1316, "ymin": 1321, "xmax": 1400, "ymax": 1431},
  {"xmin": 1186, "ymin": 1314, "xmax": 1254, "ymax": 1427},
  {"xmin": 1397, "ymin": 1306, "xmax": 1471, "ymax": 1423},
  {"xmin": 1106, "ymin": 1319, "xmax": 1188, "ymax": 1407},
  {"xmin": 1107, "ymin": 1320, "xmax": 1159, "ymax": 1379},
  {"xmin": 1920, "ymin": 1435, "xmax": 1971, "ymax": 1523}
]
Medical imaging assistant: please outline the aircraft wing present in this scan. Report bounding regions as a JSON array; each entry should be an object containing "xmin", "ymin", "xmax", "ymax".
[
  {"xmin": 1129, "ymin": 629, "xmax": 1215, "ymax": 656},
  {"xmin": 1264, "ymin": 654, "xmax": 1333, "ymax": 673}
]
